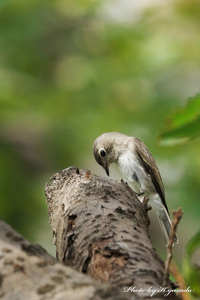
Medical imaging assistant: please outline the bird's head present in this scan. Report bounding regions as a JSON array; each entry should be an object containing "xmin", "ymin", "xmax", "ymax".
[
  {"xmin": 93, "ymin": 132, "xmax": 127, "ymax": 176},
  {"xmin": 93, "ymin": 133, "xmax": 116, "ymax": 176}
]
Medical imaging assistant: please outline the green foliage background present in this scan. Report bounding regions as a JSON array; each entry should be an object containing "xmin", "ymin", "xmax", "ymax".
[{"xmin": 0, "ymin": 0, "xmax": 200, "ymax": 293}]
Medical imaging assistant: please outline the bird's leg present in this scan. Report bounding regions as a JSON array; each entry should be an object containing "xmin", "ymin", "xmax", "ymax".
[
  {"xmin": 136, "ymin": 192, "xmax": 151, "ymax": 210},
  {"xmin": 120, "ymin": 179, "xmax": 128, "ymax": 186},
  {"xmin": 141, "ymin": 196, "xmax": 152, "ymax": 212}
]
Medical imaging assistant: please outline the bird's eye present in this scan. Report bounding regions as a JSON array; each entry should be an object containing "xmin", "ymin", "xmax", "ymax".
[{"xmin": 100, "ymin": 149, "xmax": 106, "ymax": 157}]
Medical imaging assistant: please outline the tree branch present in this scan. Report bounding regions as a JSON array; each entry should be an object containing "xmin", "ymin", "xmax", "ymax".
[
  {"xmin": 0, "ymin": 218, "xmax": 139, "ymax": 300},
  {"xmin": 0, "ymin": 167, "xmax": 182, "ymax": 299},
  {"xmin": 45, "ymin": 167, "xmax": 180, "ymax": 299},
  {"xmin": 163, "ymin": 207, "xmax": 183, "ymax": 287}
]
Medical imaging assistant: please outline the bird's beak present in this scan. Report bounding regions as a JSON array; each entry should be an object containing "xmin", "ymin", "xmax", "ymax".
[{"xmin": 105, "ymin": 162, "xmax": 109, "ymax": 176}]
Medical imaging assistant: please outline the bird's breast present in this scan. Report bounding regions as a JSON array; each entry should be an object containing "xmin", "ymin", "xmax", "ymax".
[{"xmin": 117, "ymin": 151, "xmax": 155, "ymax": 195}]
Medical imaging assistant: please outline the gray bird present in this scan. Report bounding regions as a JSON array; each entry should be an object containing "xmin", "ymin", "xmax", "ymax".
[{"xmin": 93, "ymin": 132, "xmax": 178, "ymax": 245}]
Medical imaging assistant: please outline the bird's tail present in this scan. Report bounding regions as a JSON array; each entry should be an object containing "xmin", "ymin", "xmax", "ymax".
[{"xmin": 157, "ymin": 206, "xmax": 179, "ymax": 246}]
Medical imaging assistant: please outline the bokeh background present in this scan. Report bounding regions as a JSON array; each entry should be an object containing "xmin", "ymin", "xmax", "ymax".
[{"xmin": 0, "ymin": 0, "xmax": 199, "ymax": 279}]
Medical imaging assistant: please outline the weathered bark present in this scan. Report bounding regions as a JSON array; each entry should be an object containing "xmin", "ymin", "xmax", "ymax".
[
  {"xmin": 0, "ymin": 167, "xmax": 180, "ymax": 299},
  {"xmin": 0, "ymin": 218, "xmax": 138, "ymax": 300},
  {"xmin": 45, "ymin": 167, "xmax": 179, "ymax": 299}
]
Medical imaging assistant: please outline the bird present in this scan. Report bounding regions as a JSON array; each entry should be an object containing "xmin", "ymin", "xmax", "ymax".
[{"xmin": 93, "ymin": 132, "xmax": 178, "ymax": 245}]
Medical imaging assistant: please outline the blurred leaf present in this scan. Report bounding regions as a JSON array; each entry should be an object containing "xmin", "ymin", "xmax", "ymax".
[
  {"xmin": 185, "ymin": 230, "xmax": 200, "ymax": 258},
  {"xmin": 183, "ymin": 231, "xmax": 200, "ymax": 297},
  {"xmin": 182, "ymin": 261, "xmax": 200, "ymax": 298},
  {"xmin": 159, "ymin": 95, "xmax": 200, "ymax": 145}
]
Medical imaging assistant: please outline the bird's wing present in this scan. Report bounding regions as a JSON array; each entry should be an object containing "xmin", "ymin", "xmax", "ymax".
[{"xmin": 133, "ymin": 138, "xmax": 169, "ymax": 213}]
